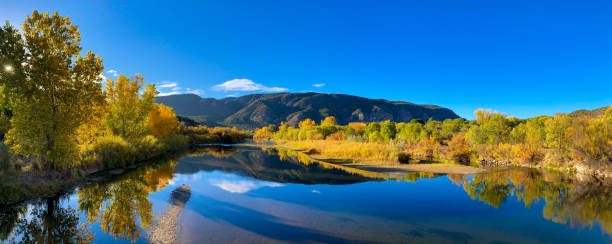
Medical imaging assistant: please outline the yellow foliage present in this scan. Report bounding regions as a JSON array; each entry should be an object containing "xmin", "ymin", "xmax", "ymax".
[
  {"xmin": 298, "ymin": 118, "xmax": 316, "ymax": 128},
  {"xmin": 327, "ymin": 130, "xmax": 346, "ymax": 141},
  {"xmin": 279, "ymin": 140, "xmax": 400, "ymax": 163},
  {"xmin": 348, "ymin": 122, "xmax": 366, "ymax": 134},
  {"xmin": 321, "ymin": 116, "xmax": 337, "ymax": 126},
  {"xmin": 447, "ymin": 132, "xmax": 471, "ymax": 164},
  {"xmin": 146, "ymin": 104, "xmax": 179, "ymax": 138},
  {"xmin": 254, "ymin": 127, "xmax": 273, "ymax": 142}
]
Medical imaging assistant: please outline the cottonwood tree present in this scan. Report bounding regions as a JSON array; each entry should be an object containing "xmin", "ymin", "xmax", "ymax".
[
  {"xmin": 1, "ymin": 12, "xmax": 105, "ymax": 168},
  {"xmin": 103, "ymin": 74, "xmax": 157, "ymax": 139},
  {"xmin": 146, "ymin": 104, "xmax": 179, "ymax": 138}
]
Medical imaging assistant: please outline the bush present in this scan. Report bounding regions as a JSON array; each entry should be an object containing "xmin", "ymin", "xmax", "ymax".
[
  {"xmin": 327, "ymin": 131, "xmax": 346, "ymax": 141},
  {"xmin": 447, "ymin": 133, "xmax": 471, "ymax": 164},
  {"xmin": 398, "ymin": 152, "xmax": 412, "ymax": 164},
  {"xmin": 184, "ymin": 126, "xmax": 249, "ymax": 144},
  {"xmin": 160, "ymin": 134, "xmax": 189, "ymax": 153},
  {"xmin": 91, "ymin": 136, "xmax": 135, "ymax": 169},
  {"xmin": 134, "ymin": 135, "xmax": 163, "ymax": 161}
]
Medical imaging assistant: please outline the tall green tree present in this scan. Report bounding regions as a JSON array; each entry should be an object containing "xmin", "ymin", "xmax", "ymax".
[
  {"xmin": 0, "ymin": 22, "xmax": 26, "ymax": 138},
  {"xmin": 1, "ymin": 12, "xmax": 104, "ymax": 168}
]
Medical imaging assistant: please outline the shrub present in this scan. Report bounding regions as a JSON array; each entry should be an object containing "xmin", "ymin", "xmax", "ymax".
[
  {"xmin": 327, "ymin": 131, "xmax": 346, "ymax": 141},
  {"xmin": 90, "ymin": 136, "xmax": 135, "ymax": 169},
  {"xmin": 185, "ymin": 126, "xmax": 250, "ymax": 144},
  {"xmin": 160, "ymin": 134, "xmax": 189, "ymax": 153},
  {"xmin": 398, "ymin": 152, "xmax": 412, "ymax": 164},
  {"xmin": 447, "ymin": 133, "xmax": 471, "ymax": 164},
  {"xmin": 134, "ymin": 135, "xmax": 163, "ymax": 161}
]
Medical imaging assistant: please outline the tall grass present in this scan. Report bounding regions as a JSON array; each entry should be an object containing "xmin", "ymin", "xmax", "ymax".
[
  {"xmin": 183, "ymin": 126, "xmax": 250, "ymax": 144},
  {"xmin": 84, "ymin": 134, "xmax": 189, "ymax": 170},
  {"xmin": 279, "ymin": 140, "xmax": 401, "ymax": 163}
]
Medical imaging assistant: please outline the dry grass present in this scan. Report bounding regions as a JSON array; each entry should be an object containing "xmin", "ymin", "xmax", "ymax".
[{"xmin": 276, "ymin": 140, "xmax": 402, "ymax": 163}]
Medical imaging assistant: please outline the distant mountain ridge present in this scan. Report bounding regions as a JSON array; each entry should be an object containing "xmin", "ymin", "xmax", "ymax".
[
  {"xmin": 568, "ymin": 106, "xmax": 611, "ymax": 118},
  {"xmin": 156, "ymin": 92, "xmax": 460, "ymax": 128}
]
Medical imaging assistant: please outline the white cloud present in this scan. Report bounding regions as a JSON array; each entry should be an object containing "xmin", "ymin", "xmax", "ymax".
[
  {"xmin": 185, "ymin": 88, "xmax": 203, "ymax": 95},
  {"xmin": 106, "ymin": 69, "xmax": 118, "ymax": 77},
  {"xmin": 209, "ymin": 179, "xmax": 283, "ymax": 194},
  {"xmin": 158, "ymin": 91, "xmax": 181, "ymax": 96},
  {"xmin": 212, "ymin": 79, "xmax": 288, "ymax": 92},
  {"xmin": 311, "ymin": 190, "xmax": 321, "ymax": 194},
  {"xmin": 156, "ymin": 81, "xmax": 204, "ymax": 96},
  {"xmin": 312, "ymin": 83, "xmax": 325, "ymax": 87},
  {"xmin": 158, "ymin": 81, "xmax": 178, "ymax": 88}
]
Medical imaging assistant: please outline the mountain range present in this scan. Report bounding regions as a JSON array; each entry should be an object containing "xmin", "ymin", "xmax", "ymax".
[{"xmin": 155, "ymin": 92, "xmax": 460, "ymax": 128}]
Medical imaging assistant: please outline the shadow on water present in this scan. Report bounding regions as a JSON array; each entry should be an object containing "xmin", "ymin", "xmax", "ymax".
[{"xmin": 0, "ymin": 145, "xmax": 610, "ymax": 243}]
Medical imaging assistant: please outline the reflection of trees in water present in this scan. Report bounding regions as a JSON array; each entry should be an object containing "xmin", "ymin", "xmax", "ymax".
[
  {"xmin": 77, "ymin": 160, "xmax": 177, "ymax": 241},
  {"xmin": 459, "ymin": 168, "xmax": 612, "ymax": 234},
  {"xmin": 402, "ymin": 172, "xmax": 444, "ymax": 182},
  {"xmin": 0, "ymin": 198, "xmax": 93, "ymax": 243},
  {"xmin": 187, "ymin": 145, "xmax": 238, "ymax": 157},
  {"xmin": 0, "ymin": 205, "xmax": 26, "ymax": 241}
]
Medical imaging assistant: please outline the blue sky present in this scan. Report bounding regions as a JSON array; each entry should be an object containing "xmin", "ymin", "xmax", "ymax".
[{"xmin": 2, "ymin": 0, "xmax": 611, "ymax": 119}]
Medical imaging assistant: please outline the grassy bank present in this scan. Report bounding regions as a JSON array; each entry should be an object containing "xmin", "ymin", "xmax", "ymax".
[
  {"xmin": 262, "ymin": 140, "xmax": 485, "ymax": 176},
  {"xmin": 0, "ymin": 126, "xmax": 250, "ymax": 205}
]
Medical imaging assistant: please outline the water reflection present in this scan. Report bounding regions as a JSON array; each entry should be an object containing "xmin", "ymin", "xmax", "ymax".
[
  {"xmin": 209, "ymin": 178, "xmax": 283, "ymax": 194},
  {"xmin": 77, "ymin": 160, "xmax": 177, "ymax": 241},
  {"xmin": 0, "ymin": 146, "xmax": 609, "ymax": 243},
  {"xmin": 1, "ymin": 198, "xmax": 93, "ymax": 243},
  {"xmin": 175, "ymin": 146, "xmax": 377, "ymax": 185},
  {"xmin": 458, "ymin": 168, "xmax": 612, "ymax": 234}
]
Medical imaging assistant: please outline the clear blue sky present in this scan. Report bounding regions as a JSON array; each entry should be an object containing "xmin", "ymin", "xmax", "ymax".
[{"xmin": 2, "ymin": 0, "xmax": 611, "ymax": 119}]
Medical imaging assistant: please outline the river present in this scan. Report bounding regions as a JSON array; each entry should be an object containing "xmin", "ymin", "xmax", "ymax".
[{"xmin": 0, "ymin": 145, "xmax": 610, "ymax": 243}]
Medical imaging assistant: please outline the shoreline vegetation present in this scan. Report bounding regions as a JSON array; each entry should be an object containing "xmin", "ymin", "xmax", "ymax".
[
  {"xmin": 254, "ymin": 108, "xmax": 612, "ymax": 182},
  {"xmin": 0, "ymin": 11, "xmax": 249, "ymax": 205}
]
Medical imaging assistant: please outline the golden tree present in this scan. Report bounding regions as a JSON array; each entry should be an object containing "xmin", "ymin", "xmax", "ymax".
[
  {"xmin": 298, "ymin": 118, "xmax": 316, "ymax": 128},
  {"xmin": 103, "ymin": 74, "xmax": 157, "ymax": 139},
  {"xmin": 146, "ymin": 104, "xmax": 179, "ymax": 138},
  {"xmin": 321, "ymin": 116, "xmax": 337, "ymax": 126}
]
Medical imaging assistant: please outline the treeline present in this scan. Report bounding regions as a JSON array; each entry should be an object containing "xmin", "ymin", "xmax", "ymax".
[
  {"xmin": 255, "ymin": 107, "xmax": 612, "ymax": 168},
  {"xmin": 0, "ymin": 11, "xmax": 247, "ymax": 177}
]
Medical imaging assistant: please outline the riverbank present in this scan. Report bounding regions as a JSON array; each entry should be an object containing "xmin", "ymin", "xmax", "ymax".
[
  {"xmin": 262, "ymin": 140, "xmax": 611, "ymax": 183},
  {"xmin": 0, "ymin": 127, "xmax": 251, "ymax": 205},
  {"xmin": 245, "ymin": 142, "xmax": 487, "ymax": 176},
  {"xmin": 0, "ymin": 141, "xmax": 191, "ymax": 206}
]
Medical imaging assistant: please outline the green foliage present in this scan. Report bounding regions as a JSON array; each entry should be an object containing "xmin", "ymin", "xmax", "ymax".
[
  {"xmin": 467, "ymin": 109, "xmax": 511, "ymax": 145},
  {"xmin": 379, "ymin": 121, "xmax": 396, "ymax": 141},
  {"xmin": 396, "ymin": 121, "xmax": 424, "ymax": 145},
  {"xmin": 103, "ymin": 74, "xmax": 157, "ymax": 139},
  {"xmin": 2, "ymin": 11, "xmax": 105, "ymax": 168}
]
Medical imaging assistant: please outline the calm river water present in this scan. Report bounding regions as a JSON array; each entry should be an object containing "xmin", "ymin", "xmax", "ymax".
[{"xmin": 0, "ymin": 146, "xmax": 610, "ymax": 243}]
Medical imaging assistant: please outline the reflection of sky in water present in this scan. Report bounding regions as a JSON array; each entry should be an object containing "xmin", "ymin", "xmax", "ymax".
[
  {"xmin": 209, "ymin": 177, "xmax": 283, "ymax": 194},
  {"xmin": 155, "ymin": 167, "xmax": 611, "ymax": 244}
]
